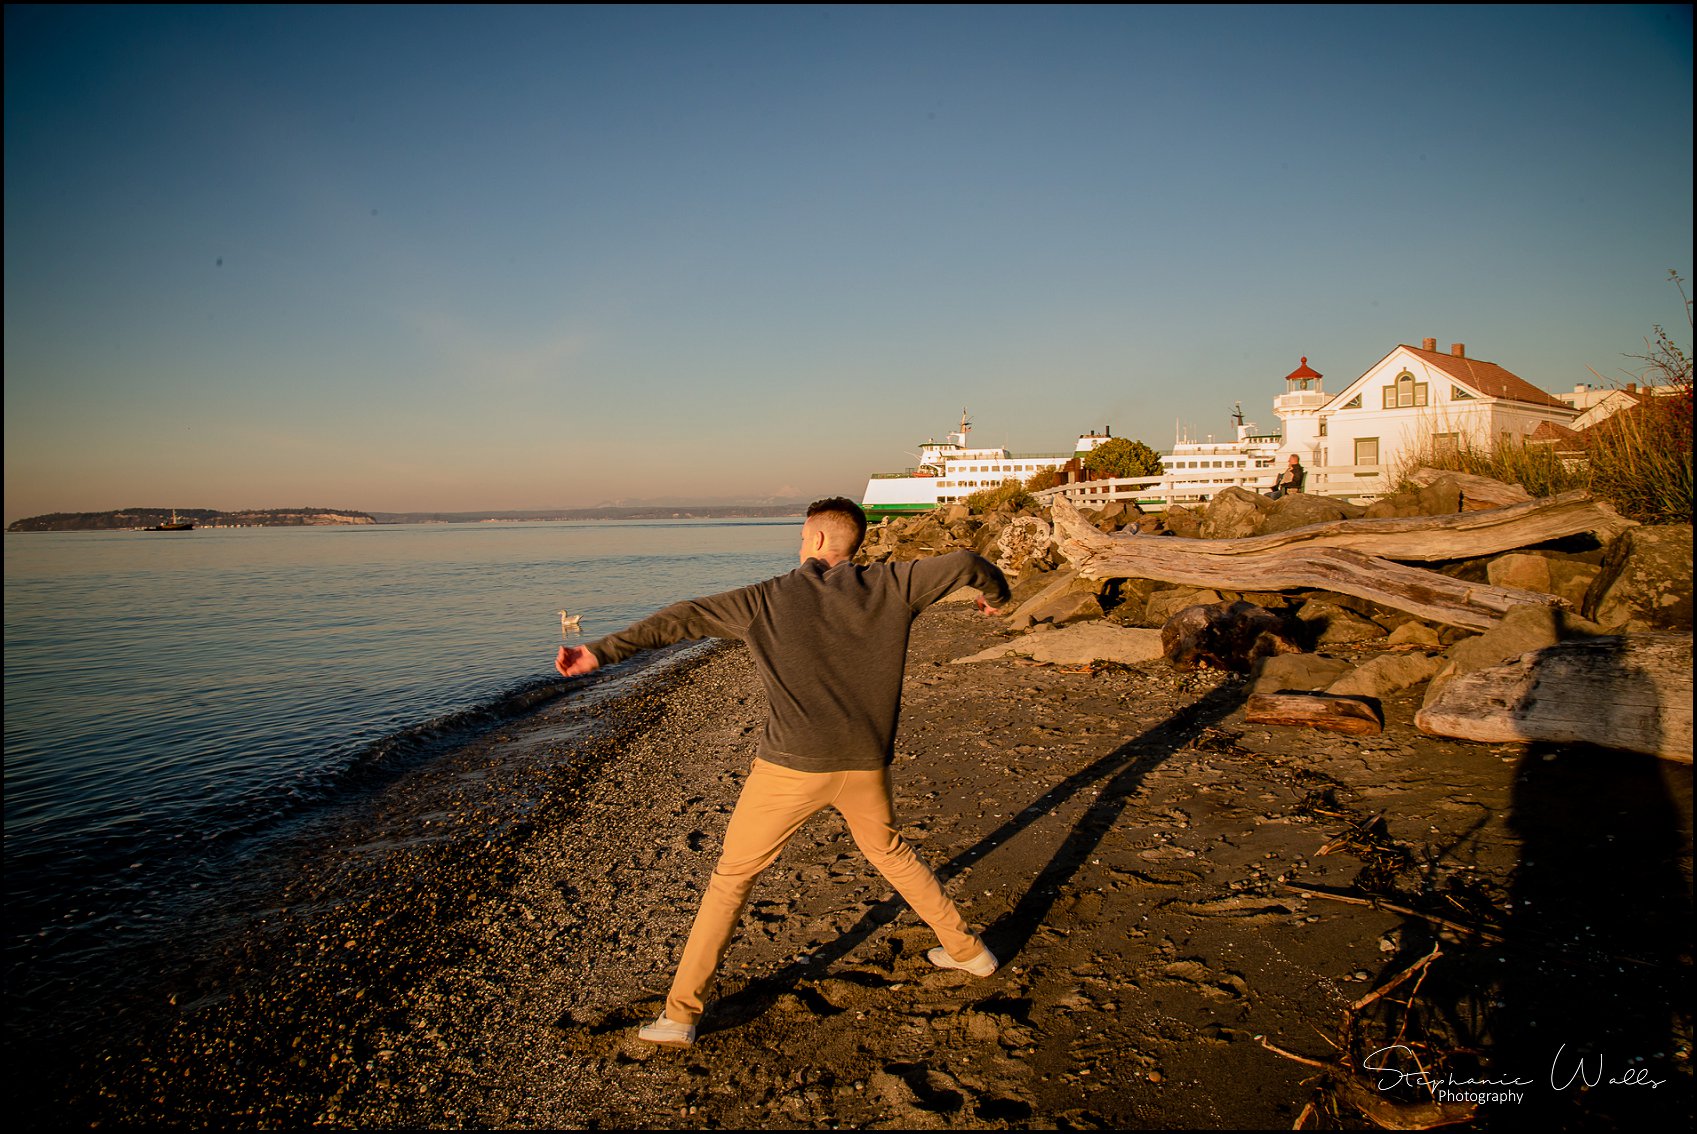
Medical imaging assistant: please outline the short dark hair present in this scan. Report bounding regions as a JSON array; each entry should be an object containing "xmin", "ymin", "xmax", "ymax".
[{"xmin": 806, "ymin": 497, "xmax": 867, "ymax": 555}]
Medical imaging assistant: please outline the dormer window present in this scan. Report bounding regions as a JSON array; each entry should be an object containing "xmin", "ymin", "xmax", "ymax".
[{"xmin": 1382, "ymin": 371, "xmax": 1429, "ymax": 409}]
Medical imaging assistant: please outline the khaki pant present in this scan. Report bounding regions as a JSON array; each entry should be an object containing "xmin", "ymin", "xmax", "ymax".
[{"xmin": 665, "ymin": 756, "xmax": 986, "ymax": 1025}]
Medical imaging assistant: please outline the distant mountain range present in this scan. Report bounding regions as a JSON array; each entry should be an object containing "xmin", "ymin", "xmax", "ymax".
[
  {"xmin": 7, "ymin": 502, "xmax": 810, "ymax": 532},
  {"xmin": 367, "ymin": 503, "xmax": 808, "ymax": 524},
  {"xmin": 5, "ymin": 507, "xmax": 376, "ymax": 532}
]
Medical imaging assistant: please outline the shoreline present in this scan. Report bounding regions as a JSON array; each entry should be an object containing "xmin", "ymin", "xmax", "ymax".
[{"xmin": 42, "ymin": 605, "xmax": 1694, "ymax": 1128}]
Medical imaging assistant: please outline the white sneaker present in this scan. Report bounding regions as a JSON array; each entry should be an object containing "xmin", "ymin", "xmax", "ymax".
[
  {"xmin": 637, "ymin": 1013, "xmax": 696, "ymax": 1047},
  {"xmin": 928, "ymin": 944, "xmax": 999, "ymax": 977}
]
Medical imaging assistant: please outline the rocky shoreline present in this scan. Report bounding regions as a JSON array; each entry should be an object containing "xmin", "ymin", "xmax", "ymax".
[
  {"xmin": 31, "ymin": 481, "xmax": 1695, "ymax": 1129},
  {"xmin": 42, "ymin": 617, "xmax": 1690, "ymax": 1129}
]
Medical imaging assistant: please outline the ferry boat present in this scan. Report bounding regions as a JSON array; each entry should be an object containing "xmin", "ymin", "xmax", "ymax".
[
  {"xmin": 1034, "ymin": 405, "xmax": 1285, "ymax": 512},
  {"xmin": 861, "ymin": 411, "xmax": 1117, "ymax": 522},
  {"xmin": 1157, "ymin": 404, "xmax": 1283, "ymax": 506}
]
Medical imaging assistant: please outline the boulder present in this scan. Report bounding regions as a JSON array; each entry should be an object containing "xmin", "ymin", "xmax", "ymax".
[
  {"xmin": 1326, "ymin": 652, "xmax": 1444, "ymax": 700},
  {"xmin": 1584, "ymin": 523, "xmax": 1694, "ymax": 632},
  {"xmin": 1296, "ymin": 599, "xmax": 1389, "ymax": 645},
  {"xmin": 1012, "ymin": 589, "xmax": 1103, "ymax": 630},
  {"xmin": 1162, "ymin": 505, "xmax": 1203, "ymax": 539},
  {"xmin": 1161, "ymin": 600, "xmax": 1304, "ymax": 672},
  {"xmin": 1364, "ymin": 477, "xmax": 1463, "ymax": 519},
  {"xmin": 1144, "ymin": 587, "xmax": 1224, "ymax": 626},
  {"xmin": 1005, "ymin": 570, "xmax": 1106, "ymax": 629},
  {"xmin": 1260, "ymin": 493, "xmax": 1353, "ymax": 535},
  {"xmin": 1405, "ymin": 468, "xmax": 1533, "ymax": 511},
  {"xmin": 1103, "ymin": 576, "xmax": 1164, "ymax": 626},
  {"xmin": 1386, "ymin": 621, "xmax": 1443, "ymax": 648},
  {"xmin": 1482, "ymin": 552, "xmax": 1600, "ymax": 610},
  {"xmin": 1199, "ymin": 486, "xmax": 1274, "ymax": 540},
  {"xmin": 1548, "ymin": 559, "xmax": 1603, "ymax": 609},
  {"xmin": 995, "ymin": 514, "xmax": 1054, "ymax": 575},
  {"xmin": 952, "ymin": 623, "xmax": 1166, "ymax": 667},
  {"xmin": 1087, "ymin": 500, "xmax": 1138, "ymax": 532},
  {"xmin": 1248, "ymin": 653, "xmax": 1354, "ymax": 694},
  {"xmin": 1422, "ymin": 604, "xmax": 1563, "ymax": 708},
  {"xmin": 1486, "ymin": 553, "xmax": 1555, "ymax": 595}
]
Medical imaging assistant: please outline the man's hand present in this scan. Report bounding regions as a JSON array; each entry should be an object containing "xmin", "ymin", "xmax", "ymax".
[
  {"xmin": 974, "ymin": 595, "xmax": 1002, "ymax": 618},
  {"xmin": 556, "ymin": 644, "xmax": 601, "ymax": 678}
]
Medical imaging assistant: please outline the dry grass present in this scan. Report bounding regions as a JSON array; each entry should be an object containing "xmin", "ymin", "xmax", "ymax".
[{"xmin": 1396, "ymin": 322, "xmax": 1691, "ymax": 525}]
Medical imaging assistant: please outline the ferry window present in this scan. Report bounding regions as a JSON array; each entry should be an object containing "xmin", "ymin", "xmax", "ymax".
[{"xmin": 1354, "ymin": 437, "xmax": 1380, "ymax": 467}]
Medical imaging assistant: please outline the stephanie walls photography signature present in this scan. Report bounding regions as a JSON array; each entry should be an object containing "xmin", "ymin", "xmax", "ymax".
[{"xmin": 1365, "ymin": 1043, "xmax": 1667, "ymax": 1103}]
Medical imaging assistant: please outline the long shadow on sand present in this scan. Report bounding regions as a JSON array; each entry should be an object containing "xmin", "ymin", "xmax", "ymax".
[{"xmin": 685, "ymin": 679, "xmax": 1248, "ymax": 1035}]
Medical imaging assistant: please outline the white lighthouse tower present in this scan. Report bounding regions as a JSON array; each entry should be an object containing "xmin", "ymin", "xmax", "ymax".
[{"xmin": 1274, "ymin": 356, "xmax": 1326, "ymax": 466}]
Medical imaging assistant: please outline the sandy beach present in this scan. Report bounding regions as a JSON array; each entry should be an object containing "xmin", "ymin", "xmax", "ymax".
[{"xmin": 48, "ymin": 603, "xmax": 1692, "ymax": 1130}]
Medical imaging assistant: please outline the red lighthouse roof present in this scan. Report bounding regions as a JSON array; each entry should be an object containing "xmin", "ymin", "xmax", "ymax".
[{"xmin": 1284, "ymin": 356, "xmax": 1322, "ymax": 382}]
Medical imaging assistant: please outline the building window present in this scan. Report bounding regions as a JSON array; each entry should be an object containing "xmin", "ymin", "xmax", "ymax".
[
  {"xmin": 1345, "ymin": 394, "xmax": 1362, "ymax": 410},
  {"xmin": 1384, "ymin": 371, "xmax": 1428, "ymax": 407},
  {"xmin": 1452, "ymin": 385, "xmax": 1474, "ymax": 400},
  {"xmin": 1319, "ymin": 420, "xmax": 1328, "ymax": 437},
  {"xmin": 1433, "ymin": 433, "xmax": 1460, "ymax": 457},
  {"xmin": 1355, "ymin": 437, "xmax": 1380, "ymax": 468}
]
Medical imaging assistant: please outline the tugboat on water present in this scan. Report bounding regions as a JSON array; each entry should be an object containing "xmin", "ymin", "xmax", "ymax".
[{"xmin": 145, "ymin": 510, "xmax": 196, "ymax": 532}]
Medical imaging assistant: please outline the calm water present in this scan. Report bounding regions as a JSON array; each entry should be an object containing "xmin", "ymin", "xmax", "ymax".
[{"xmin": 3, "ymin": 519, "xmax": 800, "ymax": 1032}]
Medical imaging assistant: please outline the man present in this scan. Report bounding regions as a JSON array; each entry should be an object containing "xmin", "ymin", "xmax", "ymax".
[
  {"xmin": 1268, "ymin": 453, "xmax": 1305, "ymax": 500},
  {"xmin": 555, "ymin": 497, "xmax": 1011, "ymax": 1047}
]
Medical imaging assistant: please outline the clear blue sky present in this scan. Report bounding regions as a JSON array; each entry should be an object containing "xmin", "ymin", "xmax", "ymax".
[{"xmin": 5, "ymin": 4, "xmax": 1691, "ymax": 523}]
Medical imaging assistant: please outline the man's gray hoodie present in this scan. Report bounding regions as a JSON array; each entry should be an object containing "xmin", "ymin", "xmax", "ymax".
[{"xmin": 587, "ymin": 550, "xmax": 1010, "ymax": 772}]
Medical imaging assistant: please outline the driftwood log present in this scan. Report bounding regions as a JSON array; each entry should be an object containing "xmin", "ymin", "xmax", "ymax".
[
  {"xmin": 1051, "ymin": 497, "xmax": 1563, "ymax": 630},
  {"xmin": 1414, "ymin": 634, "xmax": 1694, "ymax": 762},
  {"xmin": 1246, "ymin": 693, "xmax": 1384, "ymax": 736},
  {"xmin": 1406, "ymin": 467, "xmax": 1533, "ymax": 510},
  {"xmin": 1063, "ymin": 489, "xmax": 1632, "ymax": 563}
]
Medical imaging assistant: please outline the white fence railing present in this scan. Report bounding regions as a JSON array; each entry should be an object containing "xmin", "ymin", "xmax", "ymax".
[{"xmin": 1032, "ymin": 464, "xmax": 1391, "ymax": 511}]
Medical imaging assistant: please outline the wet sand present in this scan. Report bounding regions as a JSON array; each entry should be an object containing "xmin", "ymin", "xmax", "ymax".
[{"xmin": 47, "ymin": 605, "xmax": 1693, "ymax": 1129}]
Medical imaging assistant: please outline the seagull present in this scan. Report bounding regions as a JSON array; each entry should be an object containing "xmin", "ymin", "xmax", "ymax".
[{"xmin": 559, "ymin": 609, "xmax": 582, "ymax": 635}]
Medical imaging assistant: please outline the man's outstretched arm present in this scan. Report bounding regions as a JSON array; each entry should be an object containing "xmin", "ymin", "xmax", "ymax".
[
  {"xmin": 556, "ymin": 644, "xmax": 601, "ymax": 678},
  {"xmin": 552, "ymin": 584, "xmax": 764, "ymax": 679}
]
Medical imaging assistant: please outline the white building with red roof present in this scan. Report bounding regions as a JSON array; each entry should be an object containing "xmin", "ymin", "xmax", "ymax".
[
  {"xmin": 1037, "ymin": 337, "xmax": 1582, "ymax": 509},
  {"xmin": 1291, "ymin": 338, "xmax": 1579, "ymax": 497}
]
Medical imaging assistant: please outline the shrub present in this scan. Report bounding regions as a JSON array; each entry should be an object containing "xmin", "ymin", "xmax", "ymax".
[
  {"xmin": 1080, "ymin": 437, "xmax": 1163, "ymax": 479},
  {"xmin": 964, "ymin": 479, "xmax": 1033, "ymax": 514},
  {"xmin": 1584, "ymin": 321, "xmax": 1692, "ymax": 525},
  {"xmin": 1024, "ymin": 467, "xmax": 1065, "ymax": 492}
]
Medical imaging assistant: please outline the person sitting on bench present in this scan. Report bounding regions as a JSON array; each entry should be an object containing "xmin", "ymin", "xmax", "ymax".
[{"xmin": 1269, "ymin": 454, "xmax": 1305, "ymax": 500}]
